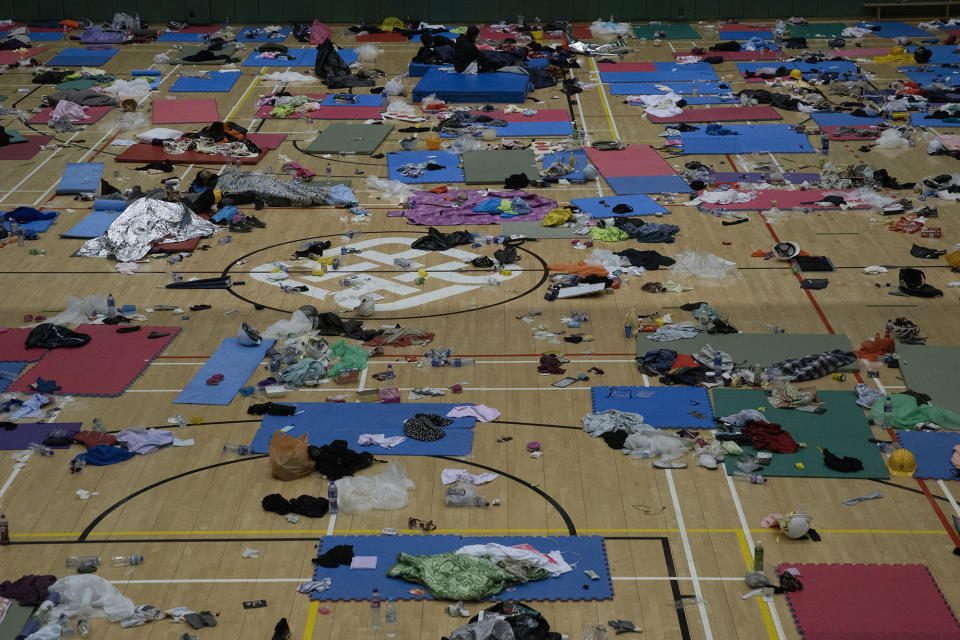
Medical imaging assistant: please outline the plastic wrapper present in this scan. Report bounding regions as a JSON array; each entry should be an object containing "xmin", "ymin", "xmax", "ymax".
[
  {"xmin": 623, "ymin": 431, "xmax": 692, "ymax": 460},
  {"xmin": 76, "ymin": 198, "xmax": 219, "ymax": 261},
  {"xmin": 365, "ymin": 175, "xmax": 414, "ymax": 200},
  {"xmin": 590, "ymin": 19, "xmax": 631, "ymax": 37},
  {"xmin": 110, "ymin": 111, "xmax": 146, "ymax": 132},
  {"xmin": 262, "ymin": 309, "xmax": 314, "ymax": 339},
  {"xmin": 386, "ymin": 98, "xmax": 417, "ymax": 115},
  {"xmin": 153, "ymin": 53, "xmax": 170, "ymax": 64},
  {"xmin": 447, "ymin": 133, "xmax": 484, "ymax": 154},
  {"xmin": 102, "ymin": 78, "xmax": 152, "ymax": 100},
  {"xmin": 355, "ymin": 43, "xmax": 380, "ymax": 62},
  {"xmin": 47, "ymin": 574, "xmax": 136, "ymax": 622},
  {"xmin": 875, "ymin": 128, "xmax": 910, "ymax": 149},
  {"xmin": 262, "ymin": 71, "xmax": 315, "ymax": 83},
  {"xmin": 383, "ymin": 76, "xmax": 404, "ymax": 96},
  {"xmin": 337, "ymin": 462, "xmax": 414, "ymax": 513},
  {"xmin": 839, "ymin": 187, "xmax": 893, "ymax": 208},
  {"xmin": 584, "ymin": 248, "xmax": 626, "ymax": 274},
  {"xmin": 669, "ymin": 251, "xmax": 738, "ymax": 279}
]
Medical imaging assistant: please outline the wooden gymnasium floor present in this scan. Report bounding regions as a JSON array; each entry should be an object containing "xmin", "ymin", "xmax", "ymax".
[{"xmin": 1, "ymin": 20, "xmax": 959, "ymax": 640}]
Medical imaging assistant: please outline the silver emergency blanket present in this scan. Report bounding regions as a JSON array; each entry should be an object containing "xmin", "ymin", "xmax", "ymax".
[
  {"xmin": 567, "ymin": 37, "xmax": 631, "ymax": 56},
  {"xmin": 215, "ymin": 167, "xmax": 335, "ymax": 206},
  {"xmin": 76, "ymin": 198, "xmax": 218, "ymax": 261}
]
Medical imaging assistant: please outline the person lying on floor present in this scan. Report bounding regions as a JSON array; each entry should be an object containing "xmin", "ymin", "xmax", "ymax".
[{"xmin": 412, "ymin": 33, "xmax": 455, "ymax": 64}]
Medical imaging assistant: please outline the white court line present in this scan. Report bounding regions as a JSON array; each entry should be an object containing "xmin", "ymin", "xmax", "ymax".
[
  {"xmin": 614, "ymin": 576, "xmax": 742, "ymax": 581},
  {"xmin": 664, "ymin": 469, "xmax": 713, "ymax": 639},
  {"xmin": 590, "ymin": 57, "xmax": 621, "ymax": 140},
  {"xmin": 937, "ymin": 480, "xmax": 960, "ymax": 519}
]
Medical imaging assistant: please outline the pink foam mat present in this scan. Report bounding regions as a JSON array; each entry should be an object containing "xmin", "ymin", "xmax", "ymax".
[
  {"xmin": 584, "ymin": 145, "xmax": 675, "ymax": 178},
  {"xmin": 0, "ymin": 135, "xmax": 54, "ymax": 160},
  {"xmin": 8, "ymin": 325, "xmax": 180, "ymax": 397},
  {"xmin": 596, "ymin": 62, "xmax": 657, "ymax": 72},
  {"xmin": 152, "ymin": 98, "xmax": 219, "ymax": 124},
  {"xmin": 781, "ymin": 563, "xmax": 960, "ymax": 639},
  {"xmin": 0, "ymin": 328, "xmax": 48, "ymax": 362},
  {"xmin": 306, "ymin": 106, "xmax": 385, "ymax": 120},
  {"xmin": 0, "ymin": 46, "xmax": 47, "ymax": 64},
  {"xmin": 698, "ymin": 189, "xmax": 870, "ymax": 211},
  {"xmin": 647, "ymin": 105, "xmax": 782, "ymax": 123},
  {"xmin": 28, "ymin": 105, "xmax": 112, "ymax": 125},
  {"xmin": 674, "ymin": 50, "xmax": 777, "ymax": 61}
]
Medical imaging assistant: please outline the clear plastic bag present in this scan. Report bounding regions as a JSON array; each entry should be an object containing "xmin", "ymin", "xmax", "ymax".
[
  {"xmin": 262, "ymin": 309, "xmax": 314, "ymax": 339},
  {"xmin": 110, "ymin": 112, "xmax": 146, "ymax": 132},
  {"xmin": 337, "ymin": 462, "xmax": 415, "ymax": 513},
  {"xmin": 875, "ymin": 128, "xmax": 909, "ymax": 149},
  {"xmin": 47, "ymin": 574, "xmax": 136, "ymax": 622},
  {"xmin": 355, "ymin": 43, "xmax": 380, "ymax": 62},
  {"xmin": 383, "ymin": 76, "xmax": 404, "ymax": 96},
  {"xmin": 669, "ymin": 251, "xmax": 737, "ymax": 279},
  {"xmin": 447, "ymin": 133, "xmax": 484, "ymax": 154},
  {"xmin": 386, "ymin": 98, "xmax": 417, "ymax": 116},
  {"xmin": 103, "ymin": 78, "xmax": 153, "ymax": 100},
  {"xmin": 365, "ymin": 175, "xmax": 414, "ymax": 201}
]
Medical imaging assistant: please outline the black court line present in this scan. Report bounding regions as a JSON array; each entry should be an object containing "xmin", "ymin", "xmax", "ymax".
[
  {"xmin": 605, "ymin": 536, "xmax": 693, "ymax": 640},
  {"xmin": 871, "ymin": 478, "xmax": 952, "ymax": 503},
  {"xmin": 490, "ymin": 420, "xmax": 581, "ymax": 430}
]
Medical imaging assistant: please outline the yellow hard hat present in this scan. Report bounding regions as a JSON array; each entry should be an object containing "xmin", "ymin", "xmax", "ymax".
[
  {"xmin": 887, "ymin": 448, "xmax": 917, "ymax": 478},
  {"xmin": 789, "ymin": 69, "xmax": 803, "ymax": 80}
]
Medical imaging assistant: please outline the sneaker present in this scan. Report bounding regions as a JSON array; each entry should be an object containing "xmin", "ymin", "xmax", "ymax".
[
  {"xmin": 245, "ymin": 215, "xmax": 266, "ymax": 228},
  {"xmin": 229, "ymin": 221, "xmax": 253, "ymax": 233},
  {"xmin": 911, "ymin": 204, "xmax": 938, "ymax": 218}
]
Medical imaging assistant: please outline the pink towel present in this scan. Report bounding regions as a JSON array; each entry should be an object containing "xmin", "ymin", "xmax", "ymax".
[{"xmin": 446, "ymin": 405, "xmax": 501, "ymax": 422}]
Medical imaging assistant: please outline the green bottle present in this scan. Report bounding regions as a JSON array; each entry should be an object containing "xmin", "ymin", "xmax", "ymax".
[{"xmin": 753, "ymin": 541, "xmax": 764, "ymax": 572}]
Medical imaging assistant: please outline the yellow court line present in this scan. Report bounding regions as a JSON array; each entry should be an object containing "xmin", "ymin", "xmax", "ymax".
[
  {"xmin": 735, "ymin": 531, "xmax": 780, "ymax": 640},
  {"xmin": 224, "ymin": 68, "xmax": 265, "ymax": 121},
  {"xmin": 10, "ymin": 527, "xmax": 949, "ymax": 539},
  {"xmin": 303, "ymin": 600, "xmax": 318, "ymax": 640},
  {"xmin": 589, "ymin": 57, "xmax": 618, "ymax": 139}
]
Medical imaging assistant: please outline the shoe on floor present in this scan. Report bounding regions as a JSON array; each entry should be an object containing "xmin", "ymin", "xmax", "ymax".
[
  {"xmin": 698, "ymin": 454, "xmax": 718, "ymax": 470},
  {"xmin": 653, "ymin": 459, "xmax": 688, "ymax": 469},
  {"xmin": 206, "ymin": 373, "xmax": 224, "ymax": 385}
]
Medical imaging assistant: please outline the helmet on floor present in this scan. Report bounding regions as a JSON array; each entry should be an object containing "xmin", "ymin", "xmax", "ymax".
[
  {"xmin": 788, "ymin": 69, "xmax": 803, "ymax": 80},
  {"xmin": 777, "ymin": 511, "xmax": 813, "ymax": 539},
  {"xmin": 887, "ymin": 448, "xmax": 917, "ymax": 478},
  {"xmin": 773, "ymin": 241, "xmax": 800, "ymax": 260},
  {"xmin": 237, "ymin": 322, "xmax": 262, "ymax": 346}
]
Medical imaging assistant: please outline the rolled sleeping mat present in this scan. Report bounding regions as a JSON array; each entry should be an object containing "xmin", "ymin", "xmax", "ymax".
[
  {"xmin": 131, "ymin": 69, "xmax": 162, "ymax": 76},
  {"xmin": 93, "ymin": 199, "xmax": 127, "ymax": 211}
]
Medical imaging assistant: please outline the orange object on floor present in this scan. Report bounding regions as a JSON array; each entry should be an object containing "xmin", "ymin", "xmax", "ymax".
[
  {"xmin": 546, "ymin": 262, "xmax": 609, "ymax": 278},
  {"xmin": 856, "ymin": 336, "xmax": 894, "ymax": 361}
]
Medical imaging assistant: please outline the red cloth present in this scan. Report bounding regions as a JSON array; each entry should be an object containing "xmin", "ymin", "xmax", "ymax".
[
  {"xmin": 742, "ymin": 420, "xmax": 799, "ymax": 453},
  {"xmin": 856, "ymin": 336, "xmax": 895, "ymax": 361},
  {"xmin": 74, "ymin": 431, "xmax": 118, "ymax": 447},
  {"xmin": 672, "ymin": 354, "xmax": 699, "ymax": 369}
]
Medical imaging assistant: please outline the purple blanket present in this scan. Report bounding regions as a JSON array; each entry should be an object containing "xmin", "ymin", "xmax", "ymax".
[
  {"xmin": 0, "ymin": 422, "xmax": 82, "ymax": 450},
  {"xmin": 387, "ymin": 189, "xmax": 558, "ymax": 225},
  {"xmin": 80, "ymin": 28, "xmax": 128, "ymax": 44}
]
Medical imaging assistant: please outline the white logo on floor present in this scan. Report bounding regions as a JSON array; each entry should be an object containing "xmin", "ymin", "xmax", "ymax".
[{"xmin": 249, "ymin": 236, "xmax": 519, "ymax": 311}]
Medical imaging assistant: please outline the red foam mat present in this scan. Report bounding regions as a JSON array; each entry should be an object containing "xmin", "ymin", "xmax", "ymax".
[
  {"xmin": 152, "ymin": 98, "xmax": 219, "ymax": 124},
  {"xmin": 647, "ymin": 105, "xmax": 782, "ymax": 123},
  {"xmin": 596, "ymin": 62, "xmax": 657, "ymax": 72},
  {"xmin": 28, "ymin": 105, "xmax": 112, "ymax": 125},
  {"xmin": 356, "ymin": 31, "xmax": 406, "ymax": 42},
  {"xmin": 8, "ymin": 325, "xmax": 180, "ymax": 397},
  {"xmin": 306, "ymin": 106, "xmax": 385, "ymax": 120},
  {"xmin": 246, "ymin": 133, "xmax": 286, "ymax": 149},
  {"xmin": 0, "ymin": 328, "xmax": 48, "ymax": 362},
  {"xmin": 151, "ymin": 237, "xmax": 201, "ymax": 253},
  {"xmin": 584, "ymin": 145, "xmax": 675, "ymax": 178},
  {"xmin": 697, "ymin": 189, "xmax": 871, "ymax": 211},
  {"xmin": 0, "ymin": 135, "xmax": 53, "ymax": 160},
  {"xmin": 116, "ymin": 144, "xmax": 268, "ymax": 165},
  {"xmin": 821, "ymin": 124, "xmax": 880, "ymax": 140},
  {"xmin": 0, "ymin": 46, "xmax": 47, "ymax": 64},
  {"xmin": 674, "ymin": 50, "xmax": 777, "ymax": 61},
  {"xmin": 782, "ymin": 563, "xmax": 960, "ymax": 639}
]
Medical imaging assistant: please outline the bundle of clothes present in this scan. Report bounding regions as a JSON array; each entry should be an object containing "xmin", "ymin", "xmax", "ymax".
[{"xmin": 163, "ymin": 121, "xmax": 262, "ymax": 158}]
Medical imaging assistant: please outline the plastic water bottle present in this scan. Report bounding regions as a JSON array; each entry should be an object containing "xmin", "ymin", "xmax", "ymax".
[
  {"xmin": 328, "ymin": 481, "xmax": 338, "ymax": 515},
  {"xmin": 77, "ymin": 618, "xmax": 90, "ymax": 637},
  {"xmin": 92, "ymin": 418, "xmax": 105, "ymax": 433},
  {"xmin": 882, "ymin": 395, "xmax": 893, "ymax": 428},
  {"xmin": 218, "ymin": 235, "xmax": 233, "ymax": 245},
  {"xmin": 732, "ymin": 472, "xmax": 767, "ymax": 484},
  {"xmin": 384, "ymin": 598, "xmax": 398, "ymax": 637},
  {"xmin": 58, "ymin": 613, "xmax": 75, "ymax": 637},
  {"xmin": 223, "ymin": 444, "xmax": 250, "ymax": 455},
  {"xmin": 753, "ymin": 541, "xmax": 764, "ymax": 572},
  {"xmin": 0, "ymin": 512, "xmax": 9, "ymax": 546},
  {"xmin": 106, "ymin": 293, "xmax": 117, "ymax": 318},
  {"xmin": 885, "ymin": 318, "xmax": 894, "ymax": 338},
  {"xmin": 370, "ymin": 588, "xmax": 381, "ymax": 629},
  {"xmin": 765, "ymin": 323, "xmax": 785, "ymax": 334},
  {"xmin": 112, "ymin": 554, "xmax": 144, "ymax": 566},
  {"xmin": 444, "ymin": 481, "xmax": 490, "ymax": 507},
  {"xmin": 713, "ymin": 352, "xmax": 723, "ymax": 372},
  {"xmin": 65, "ymin": 555, "xmax": 101, "ymax": 568},
  {"xmin": 28, "ymin": 442, "xmax": 54, "ymax": 456}
]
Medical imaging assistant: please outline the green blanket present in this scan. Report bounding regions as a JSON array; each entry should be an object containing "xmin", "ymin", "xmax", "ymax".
[
  {"xmin": 387, "ymin": 551, "xmax": 547, "ymax": 600},
  {"xmin": 869, "ymin": 393, "xmax": 960, "ymax": 430}
]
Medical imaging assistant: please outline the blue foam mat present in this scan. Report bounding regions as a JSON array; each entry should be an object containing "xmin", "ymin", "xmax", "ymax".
[
  {"xmin": 169, "ymin": 70, "xmax": 242, "ymax": 92},
  {"xmin": 56, "ymin": 163, "xmax": 103, "ymax": 195},
  {"xmin": 675, "ymin": 124, "xmax": 815, "ymax": 154},
  {"xmin": 907, "ymin": 45, "xmax": 960, "ymax": 63},
  {"xmin": 591, "ymin": 385, "xmax": 715, "ymax": 428},
  {"xmin": 901, "ymin": 70, "xmax": 960, "ymax": 87},
  {"xmin": 606, "ymin": 175, "xmax": 693, "ymax": 195},
  {"xmin": 59, "ymin": 210, "xmax": 119, "ymax": 238},
  {"xmin": 601, "ymin": 68, "xmax": 720, "ymax": 83},
  {"xmin": 571, "ymin": 195, "xmax": 670, "ymax": 216},
  {"xmin": 320, "ymin": 94, "xmax": 384, "ymax": 106},
  {"xmin": 236, "ymin": 26, "xmax": 292, "ymax": 41},
  {"xmin": 250, "ymin": 402, "xmax": 477, "ymax": 455},
  {"xmin": 156, "ymin": 32, "xmax": 206, "ymax": 42},
  {"xmin": 386, "ymin": 151, "xmax": 464, "ymax": 183},
  {"xmin": 855, "ymin": 21, "xmax": 930, "ymax": 38},
  {"xmin": 3, "ymin": 212, "xmax": 58, "ymax": 234},
  {"xmin": 242, "ymin": 48, "xmax": 319, "ymax": 67},
  {"xmin": 0, "ymin": 362, "xmax": 27, "ymax": 393},
  {"xmin": 410, "ymin": 30, "xmax": 459, "ymax": 42},
  {"xmin": 718, "ymin": 30, "xmax": 773, "ymax": 40},
  {"xmin": 439, "ymin": 121, "xmax": 574, "ymax": 137},
  {"xmin": 895, "ymin": 430, "xmax": 960, "ymax": 479},
  {"xmin": 810, "ymin": 112, "xmax": 883, "ymax": 126},
  {"xmin": 608, "ymin": 81, "xmax": 732, "ymax": 95},
  {"xmin": 46, "ymin": 48, "xmax": 118, "ymax": 66},
  {"xmin": 94, "ymin": 198, "xmax": 126, "ymax": 211},
  {"xmin": 542, "ymin": 149, "xmax": 588, "ymax": 180},
  {"xmin": 412, "ymin": 68, "xmax": 530, "ymax": 103},
  {"xmin": 174, "ymin": 338, "xmax": 270, "ymax": 405},
  {"xmin": 19, "ymin": 31, "xmax": 65, "ymax": 40},
  {"xmin": 912, "ymin": 113, "xmax": 960, "ymax": 126},
  {"xmin": 312, "ymin": 535, "xmax": 612, "ymax": 602}
]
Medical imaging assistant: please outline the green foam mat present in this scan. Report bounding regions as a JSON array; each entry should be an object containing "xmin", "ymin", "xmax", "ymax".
[
  {"xmin": 462, "ymin": 149, "xmax": 538, "ymax": 185},
  {"xmin": 896, "ymin": 343, "xmax": 960, "ymax": 415},
  {"xmin": 786, "ymin": 22, "xmax": 848, "ymax": 39},
  {"xmin": 632, "ymin": 24, "xmax": 701, "ymax": 40},
  {"xmin": 0, "ymin": 602, "xmax": 34, "ymax": 640},
  {"xmin": 713, "ymin": 389, "xmax": 888, "ymax": 478},
  {"xmin": 305, "ymin": 123, "xmax": 393, "ymax": 155},
  {"xmin": 501, "ymin": 221, "xmax": 579, "ymax": 238},
  {"xmin": 638, "ymin": 332, "xmax": 857, "ymax": 371}
]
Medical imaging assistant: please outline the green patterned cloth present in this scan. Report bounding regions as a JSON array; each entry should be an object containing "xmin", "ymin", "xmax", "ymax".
[{"xmin": 386, "ymin": 551, "xmax": 548, "ymax": 600}]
